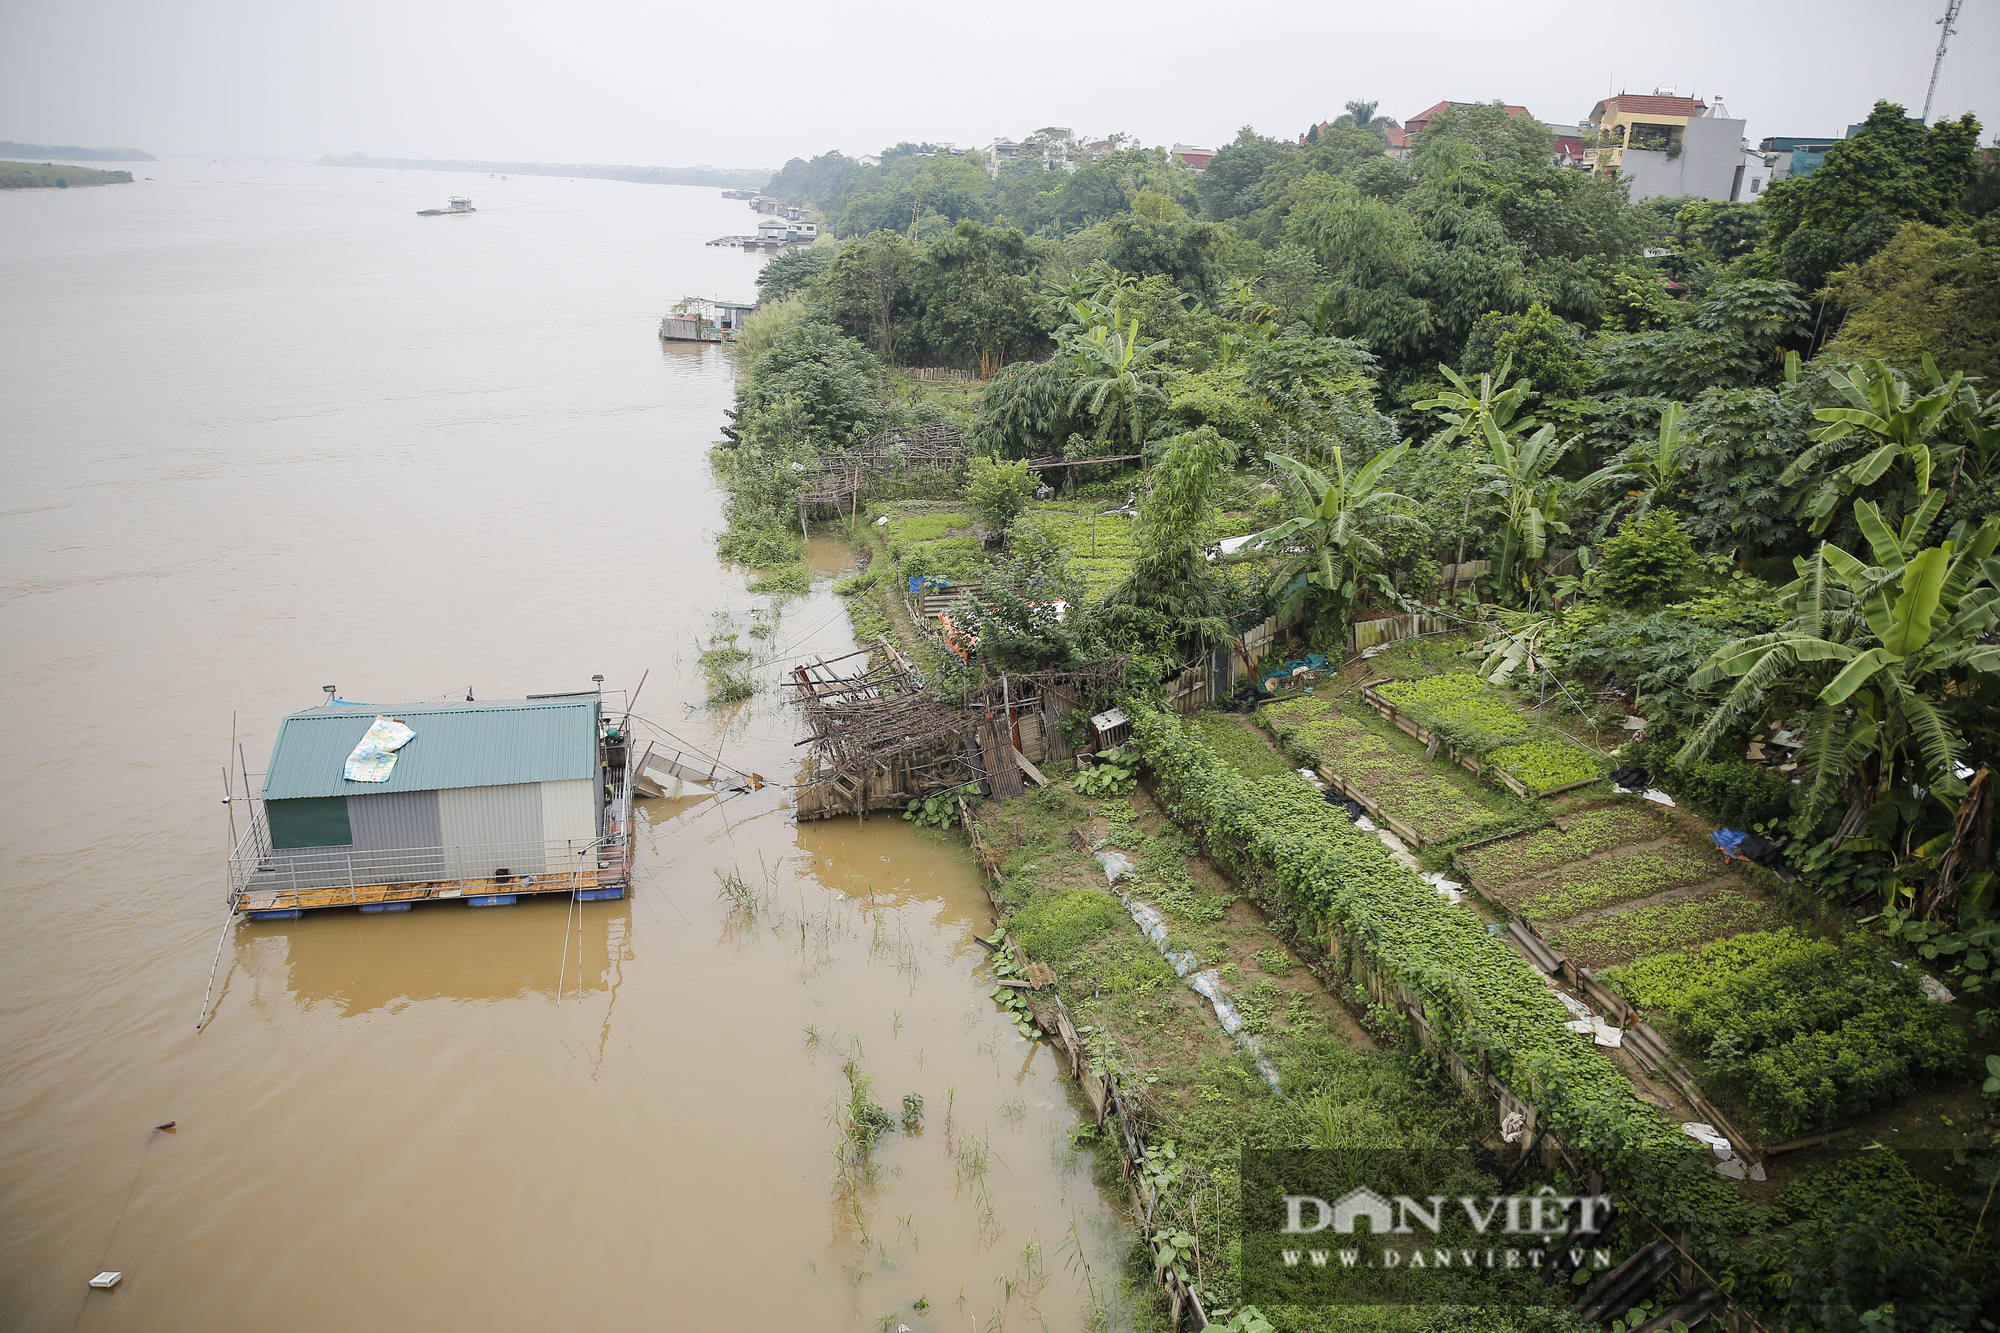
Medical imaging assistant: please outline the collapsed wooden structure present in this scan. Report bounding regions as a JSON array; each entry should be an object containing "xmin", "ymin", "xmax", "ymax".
[
  {"xmin": 796, "ymin": 423, "xmax": 972, "ymax": 521},
  {"xmin": 786, "ymin": 643, "xmax": 1126, "ymax": 819}
]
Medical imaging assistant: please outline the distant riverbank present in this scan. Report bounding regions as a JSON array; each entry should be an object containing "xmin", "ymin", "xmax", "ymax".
[
  {"xmin": 0, "ymin": 140, "xmax": 154, "ymax": 161},
  {"xmin": 320, "ymin": 152, "xmax": 768, "ymax": 189},
  {"xmin": 0, "ymin": 161, "xmax": 134, "ymax": 189}
]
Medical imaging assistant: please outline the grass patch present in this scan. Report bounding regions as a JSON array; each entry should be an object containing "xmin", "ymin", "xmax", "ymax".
[
  {"xmin": 886, "ymin": 511, "xmax": 973, "ymax": 550},
  {"xmin": 1005, "ymin": 888, "xmax": 1124, "ymax": 961},
  {"xmin": 1542, "ymin": 889, "xmax": 1786, "ymax": 968}
]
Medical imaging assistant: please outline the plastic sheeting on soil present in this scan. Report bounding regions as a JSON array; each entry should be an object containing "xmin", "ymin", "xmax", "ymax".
[{"xmin": 1095, "ymin": 839, "xmax": 1283, "ymax": 1091}]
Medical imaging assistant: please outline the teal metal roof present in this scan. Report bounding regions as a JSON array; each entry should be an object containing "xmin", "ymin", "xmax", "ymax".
[{"xmin": 261, "ymin": 698, "xmax": 599, "ymax": 800}]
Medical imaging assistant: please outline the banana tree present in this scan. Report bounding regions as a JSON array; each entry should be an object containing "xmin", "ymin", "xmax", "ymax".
[
  {"xmin": 1779, "ymin": 356, "xmax": 1966, "ymax": 535},
  {"xmin": 1473, "ymin": 416, "xmax": 1626, "ymax": 606},
  {"xmin": 1063, "ymin": 314, "xmax": 1171, "ymax": 454},
  {"xmin": 1243, "ymin": 443, "xmax": 1417, "ymax": 633},
  {"xmin": 1614, "ymin": 401, "xmax": 1690, "ymax": 517},
  {"xmin": 1413, "ymin": 352, "xmax": 1540, "ymax": 445},
  {"xmin": 1679, "ymin": 498, "xmax": 2000, "ymax": 910}
]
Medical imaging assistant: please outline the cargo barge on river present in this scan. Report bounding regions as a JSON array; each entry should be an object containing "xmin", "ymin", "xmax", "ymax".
[{"xmin": 227, "ymin": 692, "xmax": 636, "ymax": 919}]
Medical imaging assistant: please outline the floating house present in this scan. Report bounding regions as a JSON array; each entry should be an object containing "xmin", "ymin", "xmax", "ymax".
[
  {"xmin": 658, "ymin": 296, "xmax": 756, "ymax": 343},
  {"xmin": 229, "ymin": 695, "xmax": 634, "ymax": 918}
]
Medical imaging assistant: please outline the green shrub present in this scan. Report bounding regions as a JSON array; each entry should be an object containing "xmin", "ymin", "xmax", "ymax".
[
  {"xmin": 1074, "ymin": 747, "xmax": 1141, "ymax": 797},
  {"xmin": 717, "ymin": 525, "xmax": 802, "ymax": 567},
  {"xmin": 831, "ymin": 567, "xmax": 880, "ymax": 597},
  {"xmin": 1597, "ymin": 508, "xmax": 1700, "ymax": 610},
  {"xmin": 746, "ymin": 564, "xmax": 811, "ymax": 595},
  {"xmin": 966, "ymin": 457, "xmax": 1036, "ymax": 533},
  {"xmin": 1006, "ymin": 889, "xmax": 1126, "ymax": 961},
  {"xmin": 1639, "ymin": 737, "xmax": 1798, "ymax": 827}
]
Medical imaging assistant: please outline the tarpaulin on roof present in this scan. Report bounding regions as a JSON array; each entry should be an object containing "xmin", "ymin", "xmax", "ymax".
[{"xmin": 343, "ymin": 716, "xmax": 415, "ymax": 783}]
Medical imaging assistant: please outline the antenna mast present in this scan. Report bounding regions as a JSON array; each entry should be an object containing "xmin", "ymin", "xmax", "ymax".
[{"xmin": 1921, "ymin": 0, "xmax": 1964, "ymax": 123}]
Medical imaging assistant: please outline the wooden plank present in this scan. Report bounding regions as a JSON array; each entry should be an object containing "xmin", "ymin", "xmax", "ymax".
[
  {"xmin": 981, "ymin": 720, "xmax": 1024, "ymax": 800},
  {"xmin": 1010, "ymin": 745, "xmax": 1050, "ymax": 788}
]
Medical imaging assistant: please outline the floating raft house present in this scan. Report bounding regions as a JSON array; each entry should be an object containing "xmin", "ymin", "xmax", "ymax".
[{"xmin": 230, "ymin": 695, "xmax": 633, "ymax": 918}]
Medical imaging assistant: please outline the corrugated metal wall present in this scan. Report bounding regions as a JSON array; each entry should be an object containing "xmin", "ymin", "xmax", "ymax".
[
  {"xmin": 439, "ymin": 783, "xmax": 544, "ymax": 877},
  {"xmin": 538, "ymin": 778, "xmax": 598, "ymax": 847},
  {"xmin": 348, "ymin": 789, "xmax": 445, "ymax": 881}
]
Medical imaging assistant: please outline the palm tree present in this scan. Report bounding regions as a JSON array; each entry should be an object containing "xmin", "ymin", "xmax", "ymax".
[
  {"xmin": 1680, "ymin": 498, "xmax": 2000, "ymax": 915},
  {"xmin": 1242, "ymin": 444, "xmax": 1418, "ymax": 633}
]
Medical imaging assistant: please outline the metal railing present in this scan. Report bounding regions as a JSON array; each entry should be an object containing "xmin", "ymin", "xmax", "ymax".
[{"xmin": 226, "ymin": 809, "xmax": 610, "ymax": 911}]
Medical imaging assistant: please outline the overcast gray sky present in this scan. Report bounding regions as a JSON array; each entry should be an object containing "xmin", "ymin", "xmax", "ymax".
[{"xmin": 2, "ymin": 0, "xmax": 1993, "ymax": 167}]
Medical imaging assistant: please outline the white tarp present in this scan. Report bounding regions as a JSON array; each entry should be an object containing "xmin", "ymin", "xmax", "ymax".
[{"xmin": 343, "ymin": 716, "xmax": 414, "ymax": 783}]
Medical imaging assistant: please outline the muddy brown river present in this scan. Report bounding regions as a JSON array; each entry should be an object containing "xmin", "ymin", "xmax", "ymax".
[{"xmin": 0, "ymin": 162, "xmax": 1125, "ymax": 1330}]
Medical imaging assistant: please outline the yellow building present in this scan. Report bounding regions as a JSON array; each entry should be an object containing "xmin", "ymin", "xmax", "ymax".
[
  {"xmin": 1583, "ymin": 92, "xmax": 1711, "ymax": 176},
  {"xmin": 1582, "ymin": 92, "xmax": 1751, "ymax": 202}
]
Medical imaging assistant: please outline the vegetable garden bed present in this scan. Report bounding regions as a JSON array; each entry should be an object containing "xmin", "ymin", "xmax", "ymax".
[
  {"xmin": 1362, "ymin": 672, "xmax": 1605, "ymax": 799},
  {"xmin": 1257, "ymin": 695, "xmax": 1514, "ymax": 846}
]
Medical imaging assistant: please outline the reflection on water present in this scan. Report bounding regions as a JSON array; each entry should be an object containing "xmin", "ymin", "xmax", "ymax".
[{"xmin": 249, "ymin": 899, "xmax": 629, "ymax": 1014}]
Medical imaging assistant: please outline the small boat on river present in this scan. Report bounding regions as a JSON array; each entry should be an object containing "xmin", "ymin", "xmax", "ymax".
[{"xmin": 417, "ymin": 197, "xmax": 475, "ymax": 216}]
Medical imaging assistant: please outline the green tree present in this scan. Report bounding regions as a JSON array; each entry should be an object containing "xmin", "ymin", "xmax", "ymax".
[
  {"xmin": 821, "ymin": 231, "xmax": 916, "ymax": 363},
  {"xmin": 970, "ymin": 357, "xmax": 1086, "ymax": 459},
  {"xmin": 1471, "ymin": 416, "xmax": 1624, "ymax": 604},
  {"xmin": 1197, "ymin": 126, "xmax": 1289, "ymax": 221},
  {"xmin": 908, "ymin": 220, "xmax": 1049, "ymax": 375},
  {"xmin": 755, "ymin": 246, "xmax": 835, "ymax": 304},
  {"xmin": 1062, "ymin": 314, "xmax": 1171, "ymax": 452},
  {"xmin": 965, "ymin": 456, "xmax": 1036, "ymax": 533},
  {"xmin": 1595, "ymin": 280, "xmax": 1812, "ymax": 399},
  {"xmin": 1780, "ymin": 357, "xmax": 1969, "ymax": 535},
  {"xmin": 1102, "ymin": 427, "xmax": 1241, "ymax": 650},
  {"xmin": 1413, "ymin": 352, "xmax": 1539, "ymax": 443},
  {"xmin": 1761, "ymin": 102, "xmax": 1982, "ymax": 249},
  {"xmin": 727, "ymin": 318, "xmax": 884, "ymax": 450},
  {"xmin": 1481, "ymin": 302, "xmax": 1594, "ymax": 400},
  {"xmin": 1824, "ymin": 221, "xmax": 2000, "ymax": 384},
  {"xmin": 1613, "ymin": 402, "xmax": 1692, "ymax": 518},
  {"xmin": 1596, "ymin": 508, "xmax": 1700, "ymax": 609}
]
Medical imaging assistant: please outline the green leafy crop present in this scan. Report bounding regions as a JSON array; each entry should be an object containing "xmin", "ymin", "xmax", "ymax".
[{"xmin": 1487, "ymin": 738, "xmax": 1603, "ymax": 795}]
